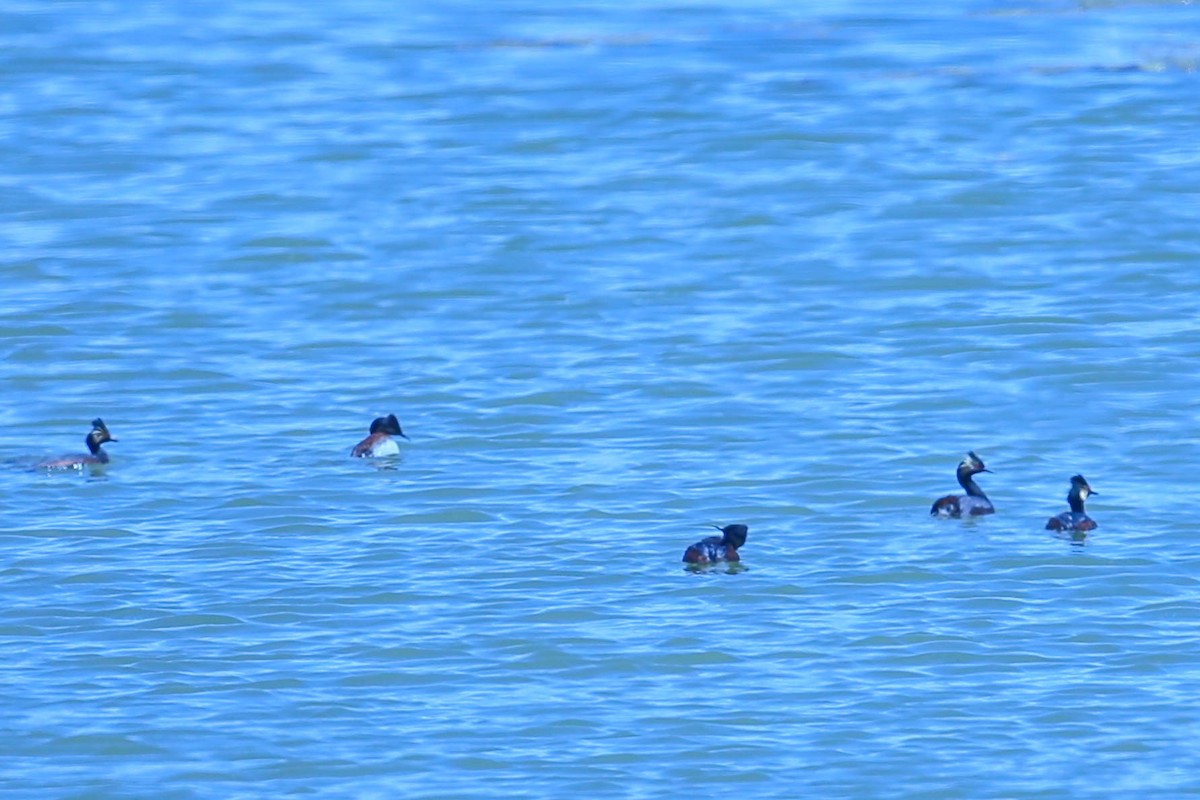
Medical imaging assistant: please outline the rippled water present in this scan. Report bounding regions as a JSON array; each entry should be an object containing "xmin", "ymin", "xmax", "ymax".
[{"xmin": 3, "ymin": 1, "xmax": 1200, "ymax": 797}]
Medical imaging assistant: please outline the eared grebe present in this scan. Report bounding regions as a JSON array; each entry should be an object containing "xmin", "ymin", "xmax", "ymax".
[
  {"xmin": 682, "ymin": 524, "xmax": 748, "ymax": 564},
  {"xmin": 39, "ymin": 418, "xmax": 117, "ymax": 469},
  {"xmin": 351, "ymin": 414, "xmax": 408, "ymax": 457},
  {"xmin": 1045, "ymin": 475, "xmax": 1098, "ymax": 532},
  {"xmin": 930, "ymin": 451, "xmax": 994, "ymax": 517}
]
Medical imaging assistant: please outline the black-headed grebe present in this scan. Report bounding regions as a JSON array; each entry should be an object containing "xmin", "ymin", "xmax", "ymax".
[
  {"xmin": 682, "ymin": 524, "xmax": 748, "ymax": 564},
  {"xmin": 351, "ymin": 414, "xmax": 408, "ymax": 457},
  {"xmin": 930, "ymin": 451, "xmax": 994, "ymax": 517},
  {"xmin": 39, "ymin": 418, "xmax": 117, "ymax": 469},
  {"xmin": 1045, "ymin": 475, "xmax": 1098, "ymax": 532}
]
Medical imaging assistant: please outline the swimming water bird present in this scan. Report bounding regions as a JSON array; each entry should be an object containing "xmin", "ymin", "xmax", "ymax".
[
  {"xmin": 351, "ymin": 414, "xmax": 408, "ymax": 457},
  {"xmin": 682, "ymin": 524, "xmax": 749, "ymax": 564},
  {"xmin": 1045, "ymin": 475, "xmax": 1099, "ymax": 533},
  {"xmin": 39, "ymin": 418, "xmax": 117, "ymax": 469},
  {"xmin": 930, "ymin": 451, "xmax": 994, "ymax": 517}
]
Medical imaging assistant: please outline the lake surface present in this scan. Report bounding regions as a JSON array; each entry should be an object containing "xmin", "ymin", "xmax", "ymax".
[{"xmin": 3, "ymin": 1, "xmax": 1200, "ymax": 797}]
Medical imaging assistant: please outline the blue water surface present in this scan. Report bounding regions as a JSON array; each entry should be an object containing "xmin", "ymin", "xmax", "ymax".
[{"xmin": 3, "ymin": 1, "xmax": 1200, "ymax": 797}]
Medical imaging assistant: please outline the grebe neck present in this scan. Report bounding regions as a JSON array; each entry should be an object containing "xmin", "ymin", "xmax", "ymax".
[{"xmin": 957, "ymin": 470, "xmax": 988, "ymax": 499}]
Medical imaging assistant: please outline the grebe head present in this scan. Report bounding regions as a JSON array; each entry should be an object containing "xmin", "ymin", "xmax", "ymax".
[
  {"xmin": 368, "ymin": 414, "xmax": 408, "ymax": 439},
  {"xmin": 86, "ymin": 418, "xmax": 116, "ymax": 454},
  {"xmin": 1069, "ymin": 474, "xmax": 1096, "ymax": 501},
  {"xmin": 957, "ymin": 451, "xmax": 990, "ymax": 478},
  {"xmin": 380, "ymin": 414, "xmax": 408, "ymax": 439},
  {"xmin": 712, "ymin": 523, "xmax": 749, "ymax": 550}
]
